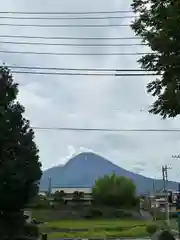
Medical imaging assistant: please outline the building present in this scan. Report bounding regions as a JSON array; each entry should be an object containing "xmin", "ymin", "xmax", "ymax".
[
  {"xmin": 53, "ymin": 187, "xmax": 92, "ymax": 202},
  {"xmin": 39, "ymin": 187, "xmax": 92, "ymax": 204},
  {"xmin": 51, "ymin": 187, "xmax": 92, "ymax": 194},
  {"xmin": 140, "ymin": 189, "xmax": 178, "ymax": 213}
]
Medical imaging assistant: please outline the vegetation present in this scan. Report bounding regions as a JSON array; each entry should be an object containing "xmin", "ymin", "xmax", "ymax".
[
  {"xmin": 53, "ymin": 190, "xmax": 66, "ymax": 203},
  {"xmin": 30, "ymin": 173, "xmax": 139, "ymax": 217},
  {"xmin": 45, "ymin": 219, "xmax": 147, "ymax": 228},
  {"xmin": 131, "ymin": 0, "xmax": 180, "ymax": 119},
  {"xmin": 31, "ymin": 206, "xmax": 138, "ymax": 222},
  {"xmin": 92, "ymin": 173, "xmax": 139, "ymax": 207},
  {"xmin": 48, "ymin": 228, "xmax": 147, "ymax": 239},
  {"xmin": 23, "ymin": 223, "xmax": 39, "ymax": 239},
  {"xmin": 29, "ymin": 195, "xmax": 51, "ymax": 209},
  {"xmin": 39, "ymin": 219, "xmax": 155, "ymax": 239},
  {"xmin": 146, "ymin": 223, "xmax": 159, "ymax": 235},
  {"xmin": 72, "ymin": 190, "xmax": 84, "ymax": 201},
  {"xmin": 0, "ymin": 66, "xmax": 42, "ymax": 238}
]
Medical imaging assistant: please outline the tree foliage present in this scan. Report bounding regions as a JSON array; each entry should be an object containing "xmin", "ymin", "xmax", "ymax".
[
  {"xmin": 92, "ymin": 173, "xmax": 138, "ymax": 207},
  {"xmin": 53, "ymin": 190, "xmax": 66, "ymax": 202},
  {"xmin": 29, "ymin": 195, "xmax": 50, "ymax": 209},
  {"xmin": 131, "ymin": 0, "xmax": 180, "ymax": 118},
  {"xmin": 72, "ymin": 191, "xmax": 84, "ymax": 201},
  {"xmin": 0, "ymin": 66, "xmax": 42, "ymax": 236}
]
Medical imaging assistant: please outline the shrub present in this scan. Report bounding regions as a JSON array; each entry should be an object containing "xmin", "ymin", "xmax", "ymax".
[
  {"xmin": 84, "ymin": 208, "xmax": 102, "ymax": 218},
  {"xmin": 171, "ymin": 212, "xmax": 177, "ymax": 219},
  {"xmin": 15, "ymin": 238, "xmax": 37, "ymax": 240},
  {"xmin": 146, "ymin": 224, "xmax": 158, "ymax": 235},
  {"xmin": 114, "ymin": 210, "xmax": 133, "ymax": 218},
  {"xmin": 103, "ymin": 226, "xmax": 123, "ymax": 232}
]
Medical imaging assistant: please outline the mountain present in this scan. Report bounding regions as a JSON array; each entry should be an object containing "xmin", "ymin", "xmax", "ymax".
[{"xmin": 40, "ymin": 152, "xmax": 179, "ymax": 194}]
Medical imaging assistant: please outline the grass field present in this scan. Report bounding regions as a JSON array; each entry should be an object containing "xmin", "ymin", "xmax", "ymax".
[
  {"xmin": 39, "ymin": 219, "xmax": 156, "ymax": 239},
  {"xmin": 31, "ymin": 209, "xmax": 170, "ymax": 239},
  {"xmin": 47, "ymin": 227, "xmax": 148, "ymax": 239}
]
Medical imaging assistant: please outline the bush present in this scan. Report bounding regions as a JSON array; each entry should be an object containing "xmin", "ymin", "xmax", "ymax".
[
  {"xmin": 146, "ymin": 224, "xmax": 158, "ymax": 235},
  {"xmin": 84, "ymin": 208, "xmax": 102, "ymax": 218},
  {"xmin": 23, "ymin": 223, "xmax": 39, "ymax": 238},
  {"xmin": 15, "ymin": 238, "xmax": 37, "ymax": 240},
  {"xmin": 171, "ymin": 212, "xmax": 177, "ymax": 219},
  {"xmin": 28, "ymin": 196, "xmax": 51, "ymax": 209},
  {"xmin": 114, "ymin": 210, "xmax": 133, "ymax": 218}
]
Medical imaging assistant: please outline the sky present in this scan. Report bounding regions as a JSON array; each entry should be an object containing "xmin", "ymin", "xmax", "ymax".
[{"xmin": 1, "ymin": 0, "xmax": 180, "ymax": 181}]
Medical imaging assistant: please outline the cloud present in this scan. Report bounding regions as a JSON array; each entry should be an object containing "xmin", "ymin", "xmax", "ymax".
[{"xmin": 1, "ymin": 0, "xmax": 180, "ymax": 181}]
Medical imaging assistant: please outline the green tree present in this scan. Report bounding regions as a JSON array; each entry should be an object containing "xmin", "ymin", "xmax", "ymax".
[
  {"xmin": 92, "ymin": 173, "xmax": 136, "ymax": 207},
  {"xmin": 53, "ymin": 190, "xmax": 65, "ymax": 202},
  {"xmin": 131, "ymin": 0, "xmax": 180, "ymax": 118},
  {"xmin": 0, "ymin": 66, "xmax": 42, "ymax": 238},
  {"xmin": 73, "ymin": 191, "xmax": 80, "ymax": 201},
  {"xmin": 92, "ymin": 173, "xmax": 138, "ymax": 207},
  {"xmin": 29, "ymin": 195, "xmax": 50, "ymax": 209},
  {"xmin": 79, "ymin": 191, "xmax": 84, "ymax": 199},
  {"xmin": 72, "ymin": 191, "xmax": 84, "ymax": 201}
]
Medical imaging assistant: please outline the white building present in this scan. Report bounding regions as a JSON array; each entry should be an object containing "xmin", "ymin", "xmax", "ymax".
[{"xmin": 51, "ymin": 187, "xmax": 92, "ymax": 194}]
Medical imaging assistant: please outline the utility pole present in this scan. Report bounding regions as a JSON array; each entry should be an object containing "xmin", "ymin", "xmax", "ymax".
[
  {"xmin": 152, "ymin": 179, "xmax": 156, "ymax": 220},
  {"xmin": 47, "ymin": 177, "xmax": 52, "ymax": 197},
  {"xmin": 162, "ymin": 165, "xmax": 171, "ymax": 226},
  {"xmin": 172, "ymin": 155, "xmax": 180, "ymax": 237}
]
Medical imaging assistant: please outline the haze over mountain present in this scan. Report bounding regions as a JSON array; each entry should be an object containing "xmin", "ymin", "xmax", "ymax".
[{"xmin": 40, "ymin": 152, "xmax": 179, "ymax": 194}]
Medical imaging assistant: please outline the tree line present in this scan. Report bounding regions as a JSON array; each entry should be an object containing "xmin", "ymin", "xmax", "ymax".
[{"xmin": 31, "ymin": 173, "xmax": 140, "ymax": 209}]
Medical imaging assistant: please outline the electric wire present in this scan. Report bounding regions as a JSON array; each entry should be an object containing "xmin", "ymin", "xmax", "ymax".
[
  {"xmin": 0, "ymin": 15, "xmax": 135, "ymax": 20},
  {"xmin": 11, "ymin": 71, "xmax": 158, "ymax": 76},
  {"xmin": 0, "ymin": 10, "xmax": 134, "ymax": 14},
  {"xmin": 7, "ymin": 66, "xmax": 150, "ymax": 72},
  {"xmin": 31, "ymin": 126, "xmax": 180, "ymax": 132},
  {"xmin": 0, "ymin": 23, "xmax": 130, "ymax": 27},
  {"xmin": 0, "ymin": 35, "xmax": 141, "ymax": 40},
  {"xmin": 0, "ymin": 40, "xmax": 145, "ymax": 47},
  {"xmin": 0, "ymin": 50, "xmax": 148, "ymax": 56}
]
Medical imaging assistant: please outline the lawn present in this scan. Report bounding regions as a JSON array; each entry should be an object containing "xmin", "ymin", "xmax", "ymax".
[
  {"xmin": 48, "ymin": 227, "xmax": 148, "ymax": 239},
  {"xmin": 40, "ymin": 219, "xmax": 154, "ymax": 239},
  {"xmin": 46, "ymin": 219, "xmax": 148, "ymax": 228},
  {"xmin": 32, "ymin": 209, "xmax": 165, "ymax": 239}
]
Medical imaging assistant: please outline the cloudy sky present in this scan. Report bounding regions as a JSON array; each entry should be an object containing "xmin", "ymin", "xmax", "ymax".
[{"xmin": 1, "ymin": 0, "xmax": 180, "ymax": 181}]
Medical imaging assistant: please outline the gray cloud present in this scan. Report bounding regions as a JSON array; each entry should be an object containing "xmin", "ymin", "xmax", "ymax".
[{"xmin": 1, "ymin": 0, "xmax": 180, "ymax": 181}]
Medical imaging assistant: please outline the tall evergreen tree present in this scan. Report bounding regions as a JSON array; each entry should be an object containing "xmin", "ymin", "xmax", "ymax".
[
  {"xmin": 131, "ymin": 0, "xmax": 180, "ymax": 118},
  {"xmin": 0, "ymin": 66, "xmax": 42, "ymax": 237}
]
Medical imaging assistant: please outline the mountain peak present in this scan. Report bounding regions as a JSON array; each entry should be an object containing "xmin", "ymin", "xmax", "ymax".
[
  {"xmin": 70, "ymin": 152, "xmax": 112, "ymax": 163},
  {"xmin": 74, "ymin": 152, "xmax": 103, "ymax": 159}
]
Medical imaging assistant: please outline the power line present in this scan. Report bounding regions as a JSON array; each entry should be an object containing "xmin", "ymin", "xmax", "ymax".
[
  {"xmin": 0, "ymin": 35, "xmax": 141, "ymax": 40},
  {"xmin": 0, "ymin": 50, "xmax": 147, "ymax": 56},
  {"xmin": 0, "ymin": 40, "xmax": 145, "ymax": 47},
  {"xmin": 11, "ymin": 71, "xmax": 157, "ymax": 76},
  {"xmin": 31, "ymin": 126, "xmax": 180, "ymax": 132},
  {"xmin": 8, "ymin": 66, "xmax": 149, "ymax": 72},
  {"xmin": 8, "ymin": 66, "xmax": 158, "ymax": 76},
  {"xmin": 0, "ymin": 10, "xmax": 133, "ymax": 15},
  {"xmin": 0, "ymin": 23, "xmax": 129, "ymax": 27},
  {"xmin": 0, "ymin": 15, "xmax": 134, "ymax": 20}
]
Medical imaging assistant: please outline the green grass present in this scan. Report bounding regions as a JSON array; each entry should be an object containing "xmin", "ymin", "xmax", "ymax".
[
  {"xmin": 47, "ymin": 226, "xmax": 148, "ymax": 239},
  {"xmin": 39, "ymin": 219, "xmax": 155, "ymax": 239},
  {"xmin": 32, "ymin": 210, "xmax": 162, "ymax": 238},
  {"xmin": 45, "ymin": 219, "xmax": 149, "ymax": 228},
  {"xmin": 32, "ymin": 209, "xmax": 58, "ymax": 222}
]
